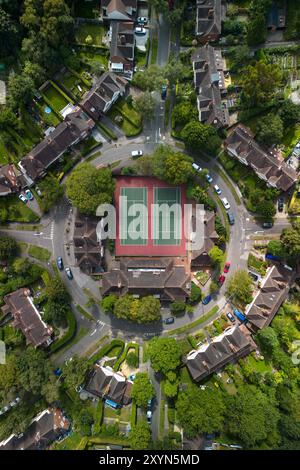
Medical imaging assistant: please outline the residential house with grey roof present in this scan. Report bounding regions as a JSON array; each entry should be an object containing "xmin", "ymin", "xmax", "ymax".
[
  {"xmin": 0, "ymin": 163, "xmax": 23, "ymax": 196},
  {"xmin": 109, "ymin": 21, "xmax": 135, "ymax": 77},
  {"xmin": 85, "ymin": 365, "xmax": 132, "ymax": 406},
  {"xmin": 73, "ymin": 213, "xmax": 103, "ymax": 275},
  {"xmin": 196, "ymin": 0, "xmax": 222, "ymax": 43},
  {"xmin": 101, "ymin": 0, "xmax": 137, "ymax": 21}
]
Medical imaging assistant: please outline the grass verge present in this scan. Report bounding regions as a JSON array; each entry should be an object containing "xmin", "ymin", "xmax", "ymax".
[
  {"xmin": 28, "ymin": 244, "xmax": 51, "ymax": 262},
  {"xmin": 167, "ymin": 306, "xmax": 219, "ymax": 336}
]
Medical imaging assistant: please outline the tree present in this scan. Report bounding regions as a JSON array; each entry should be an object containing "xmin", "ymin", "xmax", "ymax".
[
  {"xmin": 0, "ymin": 107, "xmax": 18, "ymax": 131},
  {"xmin": 44, "ymin": 275, "xmax": 70, "ymax": 326},
  {"xmin": 147, "ymin": 337, "xmax": 181, "ymax": 375},
  {"xmin": 41, "ymin": 376, "xmax": 60, "ymax": 403},
  {"xmin": 23, "ymin": 60, "xmax": 46, "ymax": 86},
  {"xmin": 12, "ymin": 258, "xmax": 31, "ymax": 275},
  {"xmin": 181, "ymin": 121, "xmax": 221, "ymax": 155},
  {"xmin": 170, "ymin": 300, "xmax": 186, "ymax": 315},
  {"xmin": 176, "ymin": 385, "xmax": 226, "ymax": 438},
  {"xmin": 38, "ymin": 175, "xmax": 64, "ymax": 212},
  {"xmin": 0, "ymin": 235, "xmax": 18, "ymax": 261},
  {"xmin": 267, "ymin": 240, "xmax": 285, "ymax": 259},
  {"xmin": 208, "ymin": 246, "xmax": 224, "ymax": 266},
  {"xmin": 210, "ymin": 280, "xmax": 219, "ymax": 295},
  {"xmin": 256, "ymin": 114, "xmax": 283, "ymax": 147},
  {"xmin": 0, "ymin": 354, "xmax": 18, "ymax": 399},
  {"xmin": 134, "ymin": 91, "xmax": 156, "ymax": 120},
  {"xmin": 66, "ymin": 163, "xmax": 115, "ymax": 215},
  {"xmin": 281, "ymin": 220, "xmax": 300, "ymax": 259},
  {"xmin": 190, "ymin": 283, "xmax": 202, "ymax": 303},
  {"xmin": 225, "ymin": 384, "xmax": 280, "ymax": 448},
  {"xmin": 226, "ymin": 270, "xmax": 253, "ymax": 305},
  {"xmin": 241, "ymin": 61, "xmax": 283, "ymax": 108},
  {"xmin": 8, "ymin": 72, "xmax": 35, "ymax": 111},
  {"xmin": 247, "ymin": 11, "xmax": 267, "ymax": 45},
  {"xmin": 61, "ymin": 355, "xmax": 90, "ymax": 390},
  {"xmin": 279, "ymin": 100, "xmax": 300, "ymax": 128},
  {"xmin": 151, "ymin": 145, "xmax": 194, "ymax": 185},
  {"xmin": 164, "ymin": 59, "xmax": 189, "ymax": 85},
  {"xmin": 101, "ymin": 294, "xmax": 117, "ymax": 313},
  {"xmin": 255, "ymin": 327, "xmax": 280, "ymax": 355},
  {"xmin": 256, "ymin": 199, "xmax": 276, "ymax": 219},
  {"xmin": 130, "ymin": 421, "xmax": 151, "ymax": 450},
  {"xmin": 172, "ymin": 102, "xmax": 198, "ymax": 130},
  {"xmin": 138, "ymin": 296, "xmax": 161, "ymax": 323},
  {"xmin": 113, "ymin": 295, "xmax": 161, "ymax": 324},
  {"xmin": 132, "ymin": 65, "xmax": 165, "ymax": 91},
  {"xmin": 131, "ymin": 373, "xmax": 155, "ymax": 408},
  {"xmin": 75, "ymin": 408, "xmax": 94, "ymax": 436},
  {"xmin": 16, "ymin": 347, "xmax": 52, "ymax": 397},
  {"xmin": 0, "ymin": 7, "xmax": 19, "ymax": 57}
]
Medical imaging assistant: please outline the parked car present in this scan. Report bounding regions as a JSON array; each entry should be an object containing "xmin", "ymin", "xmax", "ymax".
[
  {"xmin": 202, "ymin": 295, "xmax": 212, "ymax": 305},
  {"xmin": 147, "ymin": 410, "xmax": 152, "ymax": 424},
  {"xmin": 164, "ymin": 316, "xmax": 174, "ymax": 325},
  {"xmin": 35, "ymin": 186, "xmax": 42, "ymax": 196},
  {"xmin": 233, "ymin": 308, "xmax": 247, "ymax": 323},
  {"xmin": 65, "ymin": 267, "xmax": 73, "ymax": 280},
  {"xmin": 206, "ymin": 173, "xmax": 213, "ymax": 184},
  {"xmin": 224, "ymin": 262, "xmax": 231, "ymax": 273},
  {"xmin": 222, "ymin": 197, "xmax": 230, "ymax": 210},
  {"xmin": 147, "ymin": 398, "xmax": 153, "ymax": 408},
  {"xmin": 137, "ymin": 16, "xmax": 148, "ymax": 24},
  {"xmin": 248, "ymin": 271, "xmax": 259, "ymax": 282},
  {"xmin": 218, "ymin": 275, "xmax": 225, "ymax": 285},
  {"xmin": 53, "ymin": 368, "xmax": 62, "ymax": 376},
  {"xmin": 192, "ymin": 162, "xmax": 200, "ymax": 172},
  {"xmin": 214, "ymin": 184, "xmax": 221, "ymax": 195},
  {"xmin": 131, "ymin": 150, "xmax": 143, "ymax": 158},
  {"xmin": 135, "ymin": 26, "xmax": 147, "ymax": 35},
  {"xmin": 278, "ymin": 197, "xmax": 284, "ymax": 212},
  {"xmin": 262, "ymin": 221, "xmax": 273, "ymax": 229},
  {"xmin": 227, "ymin": 211, "xmax": 235, "ymax": 225},
  {"xmin": 57, "ymin": 256, "xmax": 63, "ymax": 271},
  {"xmin": 18, "ymin": 193, "xmax": 28, "ymax": 203},
  {"xmin": 161, "ymin": 84, "xmax": 167, "ymax": 100},
  {"xmin": 226, "ymin": 312, "xmax": 236, "ymax": 323},
  {"xmin": 25, "ymin": 189, "xmax": 34, "ymax": 200}
]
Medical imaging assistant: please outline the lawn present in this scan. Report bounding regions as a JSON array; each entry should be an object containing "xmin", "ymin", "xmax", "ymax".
[
  {"xmin": 282, "ymin": 123, "xmax": 300, "ymax": 157},
  {"xmin": 42, "ymin": 84, "xmax": 70, "ymax": 114},
  {"xmin": 74, "ymin": 0, "xmax": 100, "ymax": 19},
  {"xmin": 106, "ymin": 345, "xmax": 123, "ymax": 358},
  {"xmin": 246, "ymin": 353, "xmax": 272, "ymax": 374},
  {"xmin": 78, "ymin": 50, "xmax": 109, "ymax": 70},
  {"xmin": 28, "ymin": 245, "xmax": 51, "ymax": 262},
  {"xmin": 167, "ymin": 306, "xmax": 219, "ymax": 335},
  {"xmin": 52, "ymin": 432, "xmax": 82, "ymax": 450},
  {"xmin": 0, "ymin": 195, "xmax": 39, "ymax": 223},
  {"xmin": 107, "ymin": 99, "xmax": 142, "ymax": 137},
  {"xmin": 34, "ymin": 99, "xmax": 61, "ymax": 127},
  {"xmin": 288, "ymin": 189, "xmax": 300, "ymax": 214},
  {"xmin": 179, "ymin": 366, "xmax": 194, "ymax": 386},
  {"xmin": 75, "ymin": 24, "xmax": 105, "ymax": 45}
]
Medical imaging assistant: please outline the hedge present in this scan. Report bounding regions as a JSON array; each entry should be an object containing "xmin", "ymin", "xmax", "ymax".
[
  {"xmin": 130, "ymin": 402, "xmax": 137, "ymax": 428},
  {"xmin": 97, "ymin": 122, "xmax": 118, "ymax": 141},
  {"xmin": 88, "ymin": 339, "xmax": 125, "ymax": 365},
  {"xmin": 50, "ymin": 80, "xmax": 75, "ymax": 105},
  {"xmin": 93, "ymin": 400, "xmax": 103, "ymax": 435},
  {"xmin": 167, "ymin": 407, "xmax": 175, "ymax": 425},
  {"xmin": 113, "ymin": 342, "xmax": 139, "ymax": 372},
  {"xmin": 49, "ymin": 310, "xmax": 77, "ymax": 354},
  {"xmin": 68, "ymin": 67, "xmax": 92, "ymax": 88}
]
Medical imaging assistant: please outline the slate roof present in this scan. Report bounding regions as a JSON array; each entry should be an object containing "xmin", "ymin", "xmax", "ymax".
[
  {"xmin": 0, "ymin": 163, "xmax": 22, "ymax": 196},
  {"xmin": 85, "ymin": 365, "xmax": 132, "ymax": 405},
  {"xmin": 19, "ymin": 108, "xmax": 95, "ymax": 182},
  {"xmin": 2, "ymin": 288, "xmax": 53, "ymax": 348},
  {"xmin": 196, "ymin": 0, "xmax": 221, "ymax": 39},
  {"xmin": 73, "ymin": 213, "xmax": 103, "ymax": 274},
  {"xmin": 191, "ymin": 210, "xmax": 219, "ymax": 266},
  {"xmin": 185, "ymin": 324, "xmax": 256, "ymax": 382},
  {"xmin": 0, "ymin": 409, "xmax": 70, "ymax": 450},
  {"xmin": 101, "ymin": 0, "xmax": 137, "ymax": 20},
  {"xmin": 192, "ymin": 44, "xmax": 229, "ymax": 128},
  {"xmin": 110, "ymin": 21, "xmax": 135, "ymax": 71},
  {"xmin": 224, "ymin": 125, "xmax": 298, "ymax": 192},
  {"xmin": 245, "ymin": 264, "xmax": 295, "ymax": 331}
]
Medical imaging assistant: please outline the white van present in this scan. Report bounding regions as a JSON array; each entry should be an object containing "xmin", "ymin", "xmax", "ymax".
[
  {"xmin": 222, "ymin": 197, "xmax": 230, "ymax": 210},
  {"xmin": 131, "ymin": 150, "xmax": 143, "ymax": 158}
]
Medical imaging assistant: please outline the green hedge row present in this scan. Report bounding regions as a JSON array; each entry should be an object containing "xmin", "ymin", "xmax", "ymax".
[
  {"xmin": 88, "ymin": 339, "xmax": 125, "ymax": 365},
  {"xmin": 97, "ymin": 122, "xmax": 118, "ymax": 141},
  {"xmin": 93, "ymin": 400, "xmax": 103, "ymax": 435},
  {"xmin": 113, "ymin": 342, "xmax": 139, "ymax": 372},
  {"xmin": 49, "ymin": 310, "xmax": 77, "ymax": 354}
]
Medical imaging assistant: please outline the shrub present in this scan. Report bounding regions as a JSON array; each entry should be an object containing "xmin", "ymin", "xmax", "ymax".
[{"xmin": 49, "ymin": 310, "xmax": 76, "ymax": 354}]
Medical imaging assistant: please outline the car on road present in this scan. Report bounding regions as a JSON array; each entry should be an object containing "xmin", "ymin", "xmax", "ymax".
[
  {"xmin": 227, "ymin": 212, "xmax": 235, "ymax": 225},
  {"xmin": 161, "ymin": 84, "xmax": 167, "ymax": 100},
  {"xmin": 278, "ymin": 197, "xmax": 284, "ymax": 212},
  {"xmin": 147, "ymin": 410, "xmax": 152, "ymax": 424},
  {"xmin": 137, "ymin": 16, "xmax": 148, "ymax": 24},
  {"xmin": 18, "ymin": 193, "xmax": 28, "ymax": 203},
  {"xmin": 135, "ymin": 26, "xmax": 147, "ymax": 35},
  {"xmin": 25, "ymin": 189, "xmax": 34, "ymax": 200},
  {"xmin": 206, "ymin": 173, "xmax": 213, "ymax": 184},
  {"xmin": 65, "ymin": 267, "xmax": 73, "ymax": 280},
  {"xmin": 57, "ymin": 256, "xmax": 64, "ymax": 271},
  {"xmin": 224, "ymin": 262, "xmax": 231, "ymax": 273},
  {"xmin": 226, "ymin": 312, "xmax": 235, "ymax": 323},
  {"xmin": 192, "ymin": 162, "xmax": 200, "ymax": 171},
  {"xmin": 131, "ymin": 150, "xmax": 143, "ymax": 158},
  {"xmin": 202, "ymin": 295, "xmax": 212, "ymax": 305},
  {"xmin": 262, "ymin": 221, "xmax": 273, "ymax": 229},
  {"xmin": 218, "ymin": 274, "xmax": 225, "ymax": 285},
  {"xmin": 164, "ymin": 316, "xmax": 174, "ymax": 324},
  {"xmin": 221, "ymin": 197, "xmax": 230, "ymax": 210},
  {"xmin": 147, "ymin": 398, "xmax": 153, "ymax": 408},
  {"xmin": 53, "ymin": 368, "xmax": 62, "ymax": 376},
  {"xmin": 214, "ymin": 184, "xmax": 221, "ymax": 195}
]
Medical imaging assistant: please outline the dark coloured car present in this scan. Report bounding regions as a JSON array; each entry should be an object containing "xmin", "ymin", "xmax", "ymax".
[
  {"xmin": 57, "ymin": 257, "xmax": 63, "ymax": 271},
  {"xmin": 164, "ymin": 317, "xmax": 174, "ymax": 325},
  {"xmin": 161, "ymin": 84, "xmax": 167, "ymax": 100},
  {"xmin": 262, "ymin": 221, "xmax": 273, "ymax": 229},
  {"xmin": 278, "ymin": 198, "xmax": 284, "ymax": 212},
  {"xmin": 202, "ymin": 295, "xmax": 212, "ymax": 305},
  {"xmin": 218, "ymin": 275, "xmax": 226, "ymax": 285},
  {"xmin": 226, "ymin": 312, "xmax": 236, "ymax": 323},
  {"xmin": 227, "ymin": 212, "xmax": 235, "ymax": 225}
]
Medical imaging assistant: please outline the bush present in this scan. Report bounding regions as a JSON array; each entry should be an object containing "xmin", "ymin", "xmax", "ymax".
[
  {"xmin": 168, "ymin": 407, "xmax": 175, "ymax": 425},
  {"xmin": 189, "ymin": 282, "xmax": 202, "ymax": 303},
  {"xmin": 49, "ymin": 310, "xmax": 76, "ymax": 354}
]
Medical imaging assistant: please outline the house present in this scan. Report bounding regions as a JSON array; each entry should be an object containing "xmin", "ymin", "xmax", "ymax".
[
  {"xmin": 0, "ymin": 163, "xmax": 23, "ymax": 196},
  {"xmin": 191, "ymin": 210, "xmax": 219, "ymax": 267},
  {"xmin": 192, "ymin": 44, "xmax": 229, "ymax": 128},
  {"xmin": 101, "ymin": 0, "xmax": 137, "ymax": 21},
  {"xmin": 85, "ymin": 365, "xmax": 132, "ymax": 406},
  {"xmin": 0, "ymin": 408, "xmax": 70, "ymax": 450},
  {"xmin": 245, "ymin": 264, "xmax": 296, "ymax": 332},
  {"xmin": 224, "ymin": 125, "xmax": 298, "ymax": 192},
  {"xmin": 80, "ymin": 71, "xmax": 127, "ymax": 121},
  {"xmin": 101, "ymin": 258, "xmax": 191, "ymax": 302},
  {"xmin": 19, "ymin": 108, "xmax": 95, "ymax": 184},
  {"xmin": 109, "ymin": 21, "xmax": 135, "ymax": 76},
  {"xmin": 73, "ymin": 213, "xmax": 103, "ymax": 274},
  {"xmin": 196, "ymin": 0, "xmax": 222, "ymax": 43},
  {"xmin": 185, "ymin": 324, "xmax": 256, "ymax": 382},
  {"xmin": 267, "ymin": 0, "xmax": 286, "ymax": 29},
  {"xmin": 1, "ymin": 288, "xmax": 53, "ymax": 348}
]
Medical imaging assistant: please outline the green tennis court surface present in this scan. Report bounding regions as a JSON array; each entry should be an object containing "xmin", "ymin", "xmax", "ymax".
[
  {"xmin": 153, "ymin": 187, "xmax": 181, "ymax": 245},
  {"xmin": 120, "ymin": 187, "xmax": 148, "ymax": 245}
]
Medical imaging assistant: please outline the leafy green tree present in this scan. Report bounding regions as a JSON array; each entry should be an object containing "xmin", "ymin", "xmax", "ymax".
[
  {"xmin": 181, "ymin": 121, "xmax": 221, "ymax": 155},
  {"xmin": 210, "ymin": 280, "xmax": 219, "ymax": 295},
  {"xmin": 113, "ymin": 295, "xmax": 161, "ymax": 324},
  {"xmin": 226, "ymin": 270, "xmax": 253, "ymax": 305},
  {"xmin": 38, "ymin": 175, "xmax": 64, "ymax": 212},
  {"xmin": 75, "ymin": 408, "xmax": 94, "ymax": 436},
  {"xmin": 132, "ymin": 65, "xmax": 165, "ymax": 91},
  {"xmin": 190, "ymin": 283, "xmax": 202, "ymax": 303},
  {"xmin": 247, "ymin": 11, "xmax": 267, "ymax": 45},
  {"xmin": 0, "ymin": 235, "xmax": 18, "ymax": 261},
  {"xmin": 255, "ymin": 327, "xmax": 280, "ymax": 355},
  {"xmin": 66, "ymin": 163, "xmax": 115, "ymax": 215},
  {"xmin": 151, "ymin": 145, "xmax": 194, "ymax": 185},
  {"xmin": 209, "ymin": 246, "xmax": 224, "ymax": 266},
  {"xmin": 44, "ymin": 275, "xmax": 70, "ymax": 326},
  {"xmin": 0, "ymin": 354, "xmax": 18, "ymax": 399},
  {"xmin": 23, "ymin": 60, "xmax": 46, "ymax": 86},
  {"xmin": 267, "ymin": 240, "xmax": 285, "ymax": 259},
  {"xmin": 16, "ymin": 347, "xmax": 52, "ymax": 397},
  {"xmin": 164, "ymin": 59, "xmax": 189, "ymax": 85},
  {"xmin": 8, "ymin": 72, "xmax": 35, "ymax": 111},
  {"xmin": 279, "ymin": 99, "xmax": 300, "ymax": 128},
  {"xmin": 138, "ymin": 296, "xmax": 161, "ymax": 323},
  {"xmin": 131, "ymin": 373, "xmax": 155, "ymax": 408},
  {"xmin": 62, "ymin": 355, "xmax": 90, "ymax": 390},
  {"xmin": 281, "ymin": 220, "xmax": 300, "ymax": 259},
  {"xmin": 256, "ymin": 199, "xmax": 276, "ymax": 219},
  {"xmin": 147, "ymin": 337, "xmax": 181, "ymax": 375},
  {"xmin": 163, "ymin": 379, "xmax": 179, "ymax": 399},
  {"xmin": 101, "ymin": 294, "xmax": 117, "ymax": 313},
  {"xmin": 172, "ymin": 102, "xmax": 198, "ymax": 130},
  {"xmin": 256, "ymin": 114, "xmax": 283, "ymax": 147},
  {"xmin": 170, "ymin": 300, "xmax": 186, "ymax": 315},
  {"xmin": 0, "ymin": 7, "xmax": 19, "ymax": 57},
  {"xmin": 12, "ymin": 258, "xmax": 31, "ymax": 275},
  {"xmin": 0, "ymin": 108, "xmax": 18, "ymax": 131},
  {"xmin": 176, "ymin": 385, "xmax": 226, "ymax": 438},
  {"xmin": 134, "ymin": 91, "xmax": 156, "ymax": 119},
  {"xmin": 241, "ymin": 60, "xmax": 282, "ymax": 108},
  {"xmin": 130, "ymin": 421, "xmax": 151, "ymax": 450}
]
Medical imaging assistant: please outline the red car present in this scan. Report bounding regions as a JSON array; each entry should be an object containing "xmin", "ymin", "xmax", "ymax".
[
  {"xmin": 224, "ymin": 262, "xmax": 231, "ymax": 273},
  {"xmin": 219, "ymin": 275, "xmax": 226, "ymax": 285}
]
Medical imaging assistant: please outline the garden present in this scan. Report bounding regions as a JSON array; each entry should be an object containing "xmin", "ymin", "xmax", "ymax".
[
  {"xmin": 75, "ymin": 24, "xmax": 105, "ymax": 46},
  {"xmin": 0, "ymin": 195, "xmax": 39, "ymax": 224},
  {"xmin": 74, "ymin": 0, "xmax": 100, "ymax": 19},
  {"xmin": 247, "ymin": 253, "xmax": 268, "ymax": 276},
  {"xmin": 107, "ymin": 98, "xmax": 143, "ymax": 137},
  {"xmin": 41, "ymin": 82, "xmax": 72, "ymax": 115}
]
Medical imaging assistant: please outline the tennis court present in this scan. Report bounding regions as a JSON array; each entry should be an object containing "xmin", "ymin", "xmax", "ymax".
[
  {"xmin": 120, "ymin": 187, "xmax": 148, "ymax": 245},
  {"xmin": 153, "ymin": 187, "xmax": 181, "ymax": 245}
]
